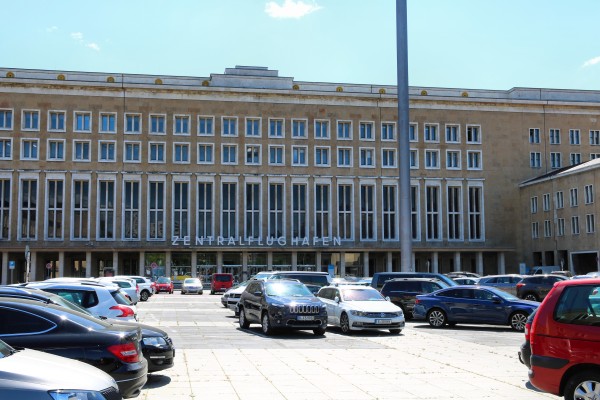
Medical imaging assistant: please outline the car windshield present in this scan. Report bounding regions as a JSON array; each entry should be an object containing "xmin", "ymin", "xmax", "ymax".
[
  {"xmin": 488, "ymin": 287, "xmax": 519, "ymax": 301},
  {"xmin": 265, "ymin": 282, "xmax": 313, "ymax": 297},
  {"xmin": 157, "ymin": 277, "xmax": 170, "ymax": 283},
  {"xmin": 184, "ymin": 278, "xmax": 200, "ymax": 284},
  {"xmin": 0, "ymin": 340, "xmax": 15, "ymax": 358},
  {"xmin": 215, "ymin": 275, "xmax": 232, "ymax": 282},
  {"xmin": 342, "ymin": 288, "xmax": 385, "ymax": 301},
  {"xmin": 111, "ymin": 289, "xmax": 133, "ymax": 305},
  {"xmin": 42, "ymin": 291, "xmax": 94, "ymax": 316}
]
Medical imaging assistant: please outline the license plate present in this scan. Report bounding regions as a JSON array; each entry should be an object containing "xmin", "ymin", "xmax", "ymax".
[
  {"xmin": 297, "ymin": 316, "xmax": 315, "ymax": 321},
  {"xmin": 375, "ymin": 319, "xmax": 391, "ymax": 324}
]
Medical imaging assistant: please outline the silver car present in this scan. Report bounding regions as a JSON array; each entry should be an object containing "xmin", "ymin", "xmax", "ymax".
[
  {"xmin": 0, "ymin": 339, "xmax": 120, "ymax": 400},
  {"xmin": 477, "ymin": 274, "xmax": 524, "ymax": 296},
  {"xmin": 181, "ymin": 278, "xmax": 203, "ymax": 295}
]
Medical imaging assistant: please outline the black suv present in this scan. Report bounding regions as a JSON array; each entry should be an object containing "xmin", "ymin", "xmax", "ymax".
[
  {"xmin": 238, "ymin": 279, "xmax": 327, "ymax": 336},
  {"xmin": 515, "ymin": 274, "xmax": 567, "ymax": 301},
  {"xmin": 380, "ymin": 278, "xmax": 448, "ymax": 318}
]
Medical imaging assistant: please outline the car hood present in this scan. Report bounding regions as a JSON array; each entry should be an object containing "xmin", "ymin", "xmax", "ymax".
[
  {"xmin": 343, "ymin": 300, "xmax": 402, "ymax": 313},
  {"xmin": 270, "ymin": 296, "xmax": 322, "ymax": 304},
  {"xmin": 0, "ymin": 348, "xmax": 117, "ymax": 391},
  {"xmin": 107, "ymin": 319, "xmax": 168, "ymax": 338},
  {"xmin": 226, "ymin": 286, "xmax": 247, "ymax": 295}
]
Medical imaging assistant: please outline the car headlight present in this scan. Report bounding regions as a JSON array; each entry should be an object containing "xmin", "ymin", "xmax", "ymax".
[
  {"xmin": 48, "ymin": 390, "xmax": 107, "ymax": 400},
  {"xmin": 142, "ymin": 336, "xmax": 168, "ymax": 346},
  {"xmin": 350, "ymin": 310, "xmax": 368, "ymax": 317}
]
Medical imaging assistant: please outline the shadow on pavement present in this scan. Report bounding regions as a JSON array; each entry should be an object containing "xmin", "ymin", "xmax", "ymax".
[
  {"xmin": 144, "ymin": 374, "xmax": 172, "ymax": 389},
  {"xmin": 410, "ymin": 322, "xmax": 514, "ymax": 333}
]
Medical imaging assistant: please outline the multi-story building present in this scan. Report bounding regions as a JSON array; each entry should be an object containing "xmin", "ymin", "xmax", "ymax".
[{"xmin": 0, "ymin": 65, "xmax": 599, "ymax": 284}]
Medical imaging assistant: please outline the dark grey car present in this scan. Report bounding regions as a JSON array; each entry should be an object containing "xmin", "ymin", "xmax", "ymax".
[{"xmin": 515, "ymin": 274, "xmax": 567, "ymax": 301}]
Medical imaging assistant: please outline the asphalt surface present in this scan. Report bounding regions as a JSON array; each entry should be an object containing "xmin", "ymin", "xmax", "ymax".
[{"xmin": 137, "ymin": 291, "xmax": 555, "ymax": 400}]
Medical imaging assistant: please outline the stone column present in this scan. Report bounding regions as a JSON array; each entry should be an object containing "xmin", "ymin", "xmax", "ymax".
[
  {"xmin": 267, "ymin": 252, "xmax": 273, "ymax": 271},
  {"xmin": 476, "ymin": 252, "xmax": 484, "ymax": 276},
  {"xmin": 112, "ymin": 252, "xmax": 119, "ymax": 276},
  {"xmin": 497, "ymin": 252, "xmax": 506, "ymax": 275},
  {"xmin": 242, "ymin": 252, "xmax": 248, "ymax": 281},
  {"xmin": 217, "ymin": 252, "xmax": 223, "ymax": 273},
  {"xmin": 340, "ymin": 252, "xmax": 346, "ymax": 277},
  {"xmin": 86, "ymin": 252, "xmax": 92, "ymax": 278},
  {"xmin": 191, "ymin": 252, "xmax": 197, "ymax": 278},
  {"xmin": 386, "ymin": 251, "xmax": 393, "ymax": 272},
  {"xmin": 316, "ymin": 252, "xmax": 322, "ymax": 272},
  {"xmin": 454, "ymin": 252, "xmax": 461, "ymax": 271},
  {"xmin": 411, "ymin": 252, "xmax": 416, "ymax": 272},
  {"xmin": 30, "ymin": 252, "xmax": 37, "ymax": 282},
  {"xmin": 431, "ymin": 252, "xmax": 439, "ymax": 273},
  {"xmin": 1, "ymin": 252, "xmax": 8, "ymax": 285},
  {"xmin": 58, "ymin": 251, "xmax": 65, "ymax": 278},
  {"xmin": 363, "ymin": 252, "xmax": 369, "ymax": 277},
  {"xmin": 166, "ymin": 251, "xmax": 172, "ymax": 277},
  {"xmin": 292, "ymin": 252, "xmax": 298, "ymax": 271}
]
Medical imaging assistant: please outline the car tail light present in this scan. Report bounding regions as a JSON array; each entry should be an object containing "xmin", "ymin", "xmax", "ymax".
[
  {"xmin": 110, "ymin": 304, "xmax": 135, "ymax": 318},
  {"xmin": 524, "ymin": 321, "xmax": 531, "ymax": 342},
  {"xmin": 516, "ymin": 283, "xmax": 524, "ymax": 289},
  {"xmin": 136, "ymin": 284, "xmax": 140, "ymax": 293},
  {"xmin": 107, "ymin": 342, "xmax": 140, "ymax": 363},
  {"xmin": 415, "ymin": 298, "xmax": 421, "ymax": 304}
]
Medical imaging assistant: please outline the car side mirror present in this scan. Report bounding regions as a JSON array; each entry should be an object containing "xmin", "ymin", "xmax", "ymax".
[
  {"xmin": 491, "ymin": 296, "xmax": 502, "ymax": 304},
  {"xmin": 334, "ymin": 296, "xmax": 340, "ymax": 303},
  {"xmin": 385, "ymin": 296, "xmax": 391, "ymax": 302},
  {"xmin": 253, "ymin": 291, "xmax": 262, "ymax": 296}
]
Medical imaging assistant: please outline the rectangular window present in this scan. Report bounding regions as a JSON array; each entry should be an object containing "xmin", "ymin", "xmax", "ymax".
[
  {"xmin": 123, "ymin": 180, "xmax": 140, "ymax": 240},
  {"xmin": 381, "ymin": 149, "xmax": 396, "ymax": 168},
  {"xmin": 557, "ymin": 218, "xmax": 565, "ymax": 236},
  {"xmin": 268, "ymin": 183, "xmax": 284, "ymax": 238},
  {"xmin": 556, "ymin": 191, "xmax": 564, "ymax": 209},
  {"xmin": 98, "ymin": 180, "xmax": 115, "ymax": 240},
  {"xmin": 0, "ymin": 110, "xmax": 13, "ymax": 130},
  {"xmin": 246, "ymin": 118, "xmax": 261, "ymax": 137},
  {"xmin": 409, "ymin": 123, "xmax": 417, "ymax": 142},
  {"xmin": 446, "ymin": 150, "xmax": 460, "ymax": 169},
  {"xmin": 550, "ymin": 129, "xmax": 561, "ymax": 145},
  {"xmin": 174, "ymin": 115, "xmax": 190, "ymax": 135},
  {"xmin": 591, "ymin": 130, "xmax": 600, "ymax": 146},
  {"xmin": 173, "ymin": 181, "xmax": 189, "ymax": 237},
  {"xmin": 572, "ymin": 215, "xmax": 580, "ymax": 235},
  {"xmin": 529, "ymin": 128, "xmax": 540, "ymax": 144},
  {"xmin": 550, "ymin": 152, "xmax": 562, "ymax": 169},
  {"xmin": 586, "ymin": 214, "xmax": 595, "ymax": 233},
  {"xmin": 198, "ymin": 116, "xmax": 214, "ymax": 136},
  {"xmin": 530, "ymin": 152, "xmax": 541, "ymax": 168},
  {"xmin": 411, "ymin": 185, "xmax": 420, "ymax": 240},
  {"xmin": 467, "ymin": 151, "xmax": 482, "ymax": 169},
  {"xmin": 245, "ymin": 183, "xmax": 261, "ymax": 239},
  {"xmin": 125, "ymin": 113, "xmax": 141, "ymax": 134},
  {"xmin": 337, "ymin": 121, "xmax": 351, "ymax": 140},
  {"xmin": 222, "ymin": 145, "xmax": 237, "ymax": 164},
  {"xmin": 269, "ymin": 145, "xmax": 284, "ymax": 165},
  {"xmin": 591, "ymin": 153, "xmax": 600, "ymax": 160},
  {"xmin": 466, "ymin": 125, "xmax": 481, "ymax": 143},
  {"xmin": 585, "ymin": 185, "xmax": 594, "ymax": 204},
  {"xmin": 382, "ymin": 185, "xmax": 397, "ymax": 240},
  {"xmin": 197, "ymin": 144, "xmax": 214, "ymax": 164},
  {"xmin": 72, "ymin": 180, "xmax": 89, "ymax": 240},
  {"xmin": 0, "ymin": 179, "xmax": 9, "ymax": 239},
  {"xmin": 73, "ymin": 140, "xmax": 91, "ymax": 162},
  {"xmin": 124, "ymin": 142, "xmax": 141, "ymax": 162},
  {"xmin": 570, "ymin": 188, "xmax": 579, "ymax": 207},
  {"xmin": 381, "ymin": 122, "xmax": 395, "ymax": 141},
  {"xmin": 197, "ymin": 182, "xmax": 213, "ymax": 238},
  {"xmin": 424, "ymin": 124, "xmax": 438, "ymax": 142},
  {"xmin": 468, "ymin": 186, "xmax": 484, "ymax": 240},
  {"xmin": 447, "ymin": 186, "xmax": 462, "ymax": 240},
  {"xmin": 360, "ymin": 184, "xmax": 375, "ymax": 240},
  {"xmin": 338, "ymin": 184, "xmax": 353, "ymax": 240},
  {"xmin": 99, "ymin": 141, "xmax": 116, "ymax": 162},
  {"xmin": 174, "ymin": 143, "xmax": 190, "ymax": 163},
  {"xmin": 22, "ymin": 110, "xmax": 39, "ymax": 131},
  {"xmin": 292, "ymin": 119, "xmax": 306, "ymax": 138},
  {"xmin": 570, "ymin": 153, "xmax": 582, "ymax": 165},
  {"xmin": 0, "ymin": 139, "xmax": 11, "ymax": 160},
  {"xmin": 292, "ymin": 146, "xmax": 307, "ymax": 166},
  {"xmin": 20, "ymin": 179, "xmax": 37, "ymax": 239},
  {"xmin": 100, "ymin": 113, "xmax": 116, "ymax": 133},
  {"xmin": 446, "ymin": 125, "xmax": 459, "ymax": 143},
  {"xmin": 149, "ymin": 142, "xmax": 165, "ymax": 163},
  {"xmin": 360, "ymin": 148, "xmax": 375, "ymax": 167},
  {"xmin": 245, "ymin": 145, "xmax": 261, "ymax": 165},
  {"xmin": 148, "ymin": 181, "xmax": 165, "ymax": 240},
  {"xmin": 426, "ymin": 185, "xmax": 440, "ymax": 240},
  {"xmin": 315, "ymin": 147, "xmax": 330, "ymax": 166},
  {"xmin": 531, "ymin": 196, "xmax": 538, "ymax": 213},
  {"xmin": 74, "ymin": 112, "xmax": 91, "ymax": 132},
  {"xmin": 315, "ymin": 120, "xmax": 329, "ymax": 139},
  {"xmin": 337, "ymin": 147, "xmax": 352, "ymax": 167},
  {"xmin": 292, "ymin": 183, "xmax": 308, "ymax": 239},
  {"xmin": 359, "ymin": 122, "xmax": 374, "ymax": 140},
  {"xmin": 569, "ymin": 129, "xmax": 581, "ymax": 145},
  {"xmin": 222, "ymin": 117, "xmax": 238, "ymax": 136},
  {"xmin": 543, "ymin": 193, "xmax": 551, "ymax": 211},
  {"xmin": 532, "ymin": 222, "xmax": 539, "ymax": 239},
  {"xmin": 149, "ymin": 114, "xmax": 166, "ymax": 135},
  {"xmin": 21, "ymin": 139, "xmax": 39, "ymax": 160},
  {"xmin": 48, "ymin": 111, "xmax": 65, "ymax": 131},
  {"xmin": 315, "ymin": 184, "xmax": 330, "ymax": 238},
  {"xmin": 410, "ymin": 149, "xmax": 418, "ymax": 168},
  {"xmin": 221, "ymin": 182, "xmax": 237, "ymax": 238},
  {"xmin": 47, "ymin": 140, "xmax": 65, "ymax": 161},
  {"xmin": 269, "ymin": 119, "xmax": 284, "ymax": 138},
  {"xmin": 46, "ymin": 179, "xmax": 63, "ymax": 240},
  {"xmin": 425, "ymin": 150, "xmax": 439, "ymax": 169}
]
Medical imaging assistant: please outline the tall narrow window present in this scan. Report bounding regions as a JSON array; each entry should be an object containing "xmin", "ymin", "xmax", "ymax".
[
  {"xmin": 245, "ymin": 183, "xmax": 261, "ymax": 239},
  {"xmin": 197, "ymin": 182, "xmax": 213, "ymax": 238},
  {"xmin": 268, "ymin": 183, "xmax": 284, "ymax": 238},
  {"xmin": 123, "ymin": 181, "xmax": 140, "ymax": 240},
  {"xmin": 292, "ymin": 183, "xmax": 307, "ymax": 239},
  {"xmin": 72, "ymin": 180, "xmax": 89, "ymax": 240},
  {"xmin": 468, "ymin": 186, "xmax": 483, "ymax": 240},
  {"xmin": 0, "ymin": 179, "xmax": 10, "ymax": 239},
  {"xmin": 174, "ymin": 115, "xmax": 190, "ymax": 135},
  {"xmin": 382, "ymin": 185, "xmax": 397, "ymax": 240},
  {"xmin": 337, "ymin": 121, "xmax": 351, "ymax": 139},
  {"xmin": 98, "ymin": 181, "xmax": 115, "ymax": 240},
  {"xmin": 315, "ymin": 120, "xmax": 329, "ymax": 139},
  {"xmin": 22, "ymin": 110, "xmax": 39, "ymax": 131},
  {"xmin": 292, "ymin": 119, "xmax": 306, "ymax": 138},
  {"xmin": 447, "ymin": 186, "xmax": 462, "ymax": 240},
  {"xmin": 338, "ymin": 184, "xmax": 353, "ymax": 240},
  {"xmin": 269, "ymin": 119, "xmax": 284, "ymax": 138},
  {"xmin": 315, "ymin": 184, "xmax": 330, "ymax": 238},
  {"xmin": 100, "ymin": 113, "xmax": 116, "ymax": 133},
  {"xmin": 173, "ymin": 182, "xmax": 189, "ymax": 238},
  {"xmin": 246, "ymin": 118, "xmax": 261, "ymax": 137},
  {"xmin": 221, "ymin": 182, "xmax": 237, "ymax": 238},
  {"xmin": 149, "ymin": 181, "xmax": 165, "ymax": 240},
  {"xmin": 426, "ymin": 186, "xmax": 440, "ymax": 240},
  {"xmin": 411, "ymin": 185, "xmax": 420, "ymax": 240},
  {"xmin": 46, "ymin": 180, "xmax": 63, "ymax": 239},
  {"xmin": 360, "ymin": 184, "xmax": 375, "ymax": 240},
  {"xmin": 20, "ymin": 179, "xmax": 37, "ymax": 239}
]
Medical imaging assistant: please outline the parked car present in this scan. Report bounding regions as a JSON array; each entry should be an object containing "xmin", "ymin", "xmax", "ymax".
[
  {"xmin": 446, "ymin": 271, "xmax": 481, "ymax": 279},
  {"xmin": 98, "ymin": 277, "xmax": 140, "ymax": 304},
  {"xmin": 0, "ymin": 286, "xmax": 174, "ymax": 373},
  {"xmin": 211, "ymin": 273, "xmax": 234, "ymax": 294},
  {"xmin": 115, "ymin": 275, "xmax": 154, "ymax": 301},
  {"xmin": 267, "ymin": 271, "xmax": 332, "ymax": 291},
  {"xmin": 317, "ymin": 285, "xmax": 405, "ymax": 334},
  {"xmin": 528, "ymin": 278, "xmax": 600, "ymax": 399},
  {"xmin": 515, "ymin": 274, "xmax": 567, "ymax": 301},
  {"xmin": 0, "ymin": 338, "xmax": 122, "ymax": 400},
  {"xmin": 0, "ymin": 298, "xmax": 147, "ymax": 398},
  {"xmin": 24, "ymin": 281, "xmax": 137, "ymax": 321},
  {"xmin": 250, "ymin": 271, "xmax": 276, "ymax": 281},
  {"xmin": 380, "ymin": 278, "xmax": 449, "ymax": 318},
  {"xmin": 181, "ymin": 278, "xmax": 203, "ymax": 295},
  {"xmin": 238, "ymin": 279, "xmax": 327, "ymax": 336},
  {"xmin": 517, "ymin": 309, "xmax": 536, "ymax": 369},
  {"xmin": 155, "ymin": 277, "xmax": 174, "ymax": 294},
  {"xmin": 412, "ymin": 285, "xmax": 537, "ymax": 331},
  {"xmin": 477, "ymin": 274, "xmax": 524, "ymax": 296},
  {"xmin": 453, "ymin": 277, "xmax": 480, "ymax": 285},
  {"xmin": 222, "ymin": 280, "xmax": 250, "ymax": 315},
  {"xmin": 550, "ymin": 270, "xmax": 573, "ymax": 278},
  {"xmin": 371, "ymin": 272, "xmax": 457, "ymax": 291}
]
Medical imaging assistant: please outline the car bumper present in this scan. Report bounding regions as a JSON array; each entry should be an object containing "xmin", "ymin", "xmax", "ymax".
[
  {"xmin": 270, "ymin": 314, "xmax": 328, "ymax": 330},
  {"xmin": 112, "ymin": 358, "xmax": 148, "ymax": 399},
  {"xmin": 182, "ymin": 287, "xmax": 203, "ymax": 294},
  {"xmin": 518, "ymin": 340, "xmax": 531, "ymax": 369},
  {"xmin": 528, "ymin": 355, "xmax": 570, "ymax": 396},
  {"xmin": 349, "ymin": 316, "xmax": 406, "ymax": 331},
  {"xmin": 144, "ymin": 344, "xmax": 175, "ymax": 373}
]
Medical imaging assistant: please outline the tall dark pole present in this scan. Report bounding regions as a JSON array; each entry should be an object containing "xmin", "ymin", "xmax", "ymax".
[{"xmin": 397, "ymin": 0, "xmax": 412, "ymax": 271}]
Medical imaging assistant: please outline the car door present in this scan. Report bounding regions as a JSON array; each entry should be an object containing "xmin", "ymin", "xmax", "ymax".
[
  {"xmin": 245, "ymin": 281, "xmax": 263, "ymax": 322},
  {"xmin": 440, "ymin": 288, "xmax": 475, "ymax": 322},
  {"xmin": 472, "ymin": 288, "xmax": 507, "ymax": 323},
  {"xmin": 317, "ymin": 288, "xmax": 336, "ymax": 325}
]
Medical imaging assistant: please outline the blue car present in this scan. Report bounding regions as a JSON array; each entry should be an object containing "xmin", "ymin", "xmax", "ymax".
[{"xmin": 412, "ymin": 285, "xmax": 537, "ymax": 331}]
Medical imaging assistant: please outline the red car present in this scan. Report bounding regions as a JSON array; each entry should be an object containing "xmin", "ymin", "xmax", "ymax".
[
  {"xmin": 528, "ymin": 277, "xmax": 600, "ymax": 399},
  {"xmin": 210, "ymin": 273, "xmax": 234, "ymax": 295},
  {"xmin": 155, "ymin": 277, "xmax": 174, "ymax": 294}
]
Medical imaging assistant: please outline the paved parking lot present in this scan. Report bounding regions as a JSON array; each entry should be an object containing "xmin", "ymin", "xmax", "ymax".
[{"xmin": 137, "ymin": 292, "xmax": 555, "ymax": 400}]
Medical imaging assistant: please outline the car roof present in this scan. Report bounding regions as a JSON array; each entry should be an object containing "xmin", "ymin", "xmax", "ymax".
[
  {"xmin": 26, "ymin": 281, "xmax": 116, "ymax": 293},
  {"xmin": 555, "ymin": 277, "xmax": 600, "ymax": 287},
  {"xmin": 270, "ymin": 271, "xmax": 329, "ymax": 275},
  {"xmin": 385, "ymin": 277, "xmax": 442, "ymax": 283}
]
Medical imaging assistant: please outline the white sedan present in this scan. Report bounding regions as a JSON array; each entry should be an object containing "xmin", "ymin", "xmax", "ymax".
[{"xmin": 317, "ymin": 285, "xmax": 405, "ymax": 334}]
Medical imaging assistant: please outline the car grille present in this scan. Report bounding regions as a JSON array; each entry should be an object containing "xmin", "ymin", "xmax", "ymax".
[
  {"xmin": 165, "ymin": 336, "xmax": 173, "ymax": 346},
  {"xmin": 230, "ymin": 293, "xmax": 241, "ymax": 299},
  {"xmin": 288, "ymin": 305, "xmax": 321, "ymax": 314},
  {"xmin": 101, "ymin": 386, "xmax": 122, "ymax": 400},
  {"xmin": 364, "ymin": 312, "xmax": 400, "ymax": 318}
]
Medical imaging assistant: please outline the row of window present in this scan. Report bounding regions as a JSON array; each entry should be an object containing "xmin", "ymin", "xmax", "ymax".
[
  {"xmin": 0, "ymin": 109, "xmax": 482, "ymax": 144},
  {"xmin": 530, "ymin": 185, "xmax": 594, "ymax": 213},
  {"xmin": 529, "ymin": 128, "xmax": 600, "ymax": 146},
  {"xmin": 532, "ymin": 214, "xmax": 596, "ymax": 238},
  {"xmin": 0, "ymin": 138, "xmax": 484, "ymax": 169},
  {"xmin": 0, "ymin": 176, "xmax": 484, "ymax": 243},
  {"xmin": 529, "ymin": 151, "xmax": 600, "ymax": 169}
]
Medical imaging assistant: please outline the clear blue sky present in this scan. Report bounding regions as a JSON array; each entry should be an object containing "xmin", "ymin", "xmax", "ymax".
[{"xmin": 2, "ymin": 0, "xmax": 600, "ymax": 90}]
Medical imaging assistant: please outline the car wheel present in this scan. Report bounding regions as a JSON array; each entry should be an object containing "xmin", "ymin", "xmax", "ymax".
[
  {"xmin": 524, "ymin": 293, "xmax": 539, "ymax": 302},
  {"xmin": 210, "ymin": 290, "xmax": 215, "ymax": 295},
  {"xmin": 564, "ymin": 371, "xmax": 600, "ymax": 400},
  {"xmin": 427, "ymin": 309, "xmax": 447, "ymax": 328},
  {"xmin": 140, "ymin": 291, "xmax": 150, "ymax": 302},
  {"xmin": 180, "ymin": 290, "xmax": 185, "ymax": 295},
  {"xmin": 169, "ymin": 290, "xmax": 173, "ymax": 294},
  {"xmin": 261, "ymin": 312, "xmax": 273, "ymax": 336},
  {"xmin": 239, "ymin": 307, "xmax": 250, "ymax": 329},
  {"xmin": 340, "ymin": 313, "xmax": 351, "ymax": 334},
  {"xmin": 510, "ymin": 311, "xmax": 528, "ymax": 331},
  {"xmin": 313, "ymin": 328, "xmax": 326, "ymax": 336},
  {"xmin": 389, "ymin": 329, "xmax": 402, "ymax": 334}
]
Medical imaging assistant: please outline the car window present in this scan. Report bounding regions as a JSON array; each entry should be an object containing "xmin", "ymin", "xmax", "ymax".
[
  {"xmin": 441, "ymin": 288, "xmax": 474, "ymax": 299},
  {"xmin": 0, "ymin": 307, "xmax": 56, "ymax": 335},
  {"xmin": 481, "ymin": 278, "xmax": 496, "ymax": 284},
  {"xmin": 554, "ymin": 285, "xmax": 600, "ymax": 325},
  {"xmin": 528, "ymin": 277, "xmax": 542, "ymax": 284},
  {"xmin": 422, "ymin": 282, "xmax": 443, "ymax": 293},
  {"xmin": 214, "ymin": 275, "xmax": 233, "ymax": 282},
  {"xmin": 265, "ymin": 282, "xmax": 312, "ymax": 297},
  {"xmin": 510, "ymin": 277, "xmax": 523, "ymax": 283},
  {"xmin": 42, "ymin": 289, "xmax": 99, "ymax": 309},
  {"xmin": 110, "ymin": 290, "xmax": 131, "ymax": 306},
  {"xmin": 474, "ymin": 289, "xmax": 496, "ymax": 301},
  {"xmin": 342, "ymin": 288, "xmax": 384, "ymax": 301}
]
